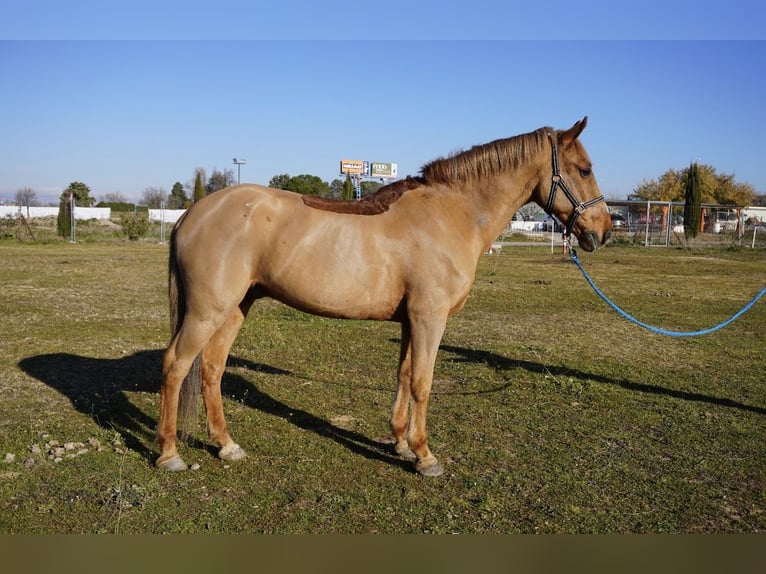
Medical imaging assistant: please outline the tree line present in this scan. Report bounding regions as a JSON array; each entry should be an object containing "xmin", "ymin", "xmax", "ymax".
[
  {"xmin": 630, "ymin": 163, "xmax": 762, "ymax": 206},
  {"xmin": 13, "ymin": 161, "xmax": 765, "ymax": 221},
  {"xmin": 139, "ymin": 170, "xmax": 384, "ymax": 207}
]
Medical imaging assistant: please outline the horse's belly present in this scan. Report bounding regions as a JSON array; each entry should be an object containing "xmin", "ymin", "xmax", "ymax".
[
  {"xmin": 265, "ymin": 275, "xmax": 403, "ymax": 320},
  {"xmin": 261, "ymin": 248, "xmax": 404, "ymax": 321}
]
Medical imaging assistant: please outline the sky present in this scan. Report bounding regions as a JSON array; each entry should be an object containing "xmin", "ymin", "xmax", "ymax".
[{"xmin": 1, "ymin": 3, "xmax": 765, "ymax": 205}]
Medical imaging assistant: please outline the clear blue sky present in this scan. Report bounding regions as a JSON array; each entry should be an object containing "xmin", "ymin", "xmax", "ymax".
[{"xmin": 1, "ymin": 3, "xmax": 765, "ymax": 204}]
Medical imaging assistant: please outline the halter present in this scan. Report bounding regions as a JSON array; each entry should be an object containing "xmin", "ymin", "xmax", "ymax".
[{"xmin": 545, "ymin": 132, "xmax": 605, "ymax": 238}]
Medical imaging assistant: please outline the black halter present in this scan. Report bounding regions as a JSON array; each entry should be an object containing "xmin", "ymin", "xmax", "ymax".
[{"xmin": 545, "ymin": 132, "xmax": 605, "ymax": 238}]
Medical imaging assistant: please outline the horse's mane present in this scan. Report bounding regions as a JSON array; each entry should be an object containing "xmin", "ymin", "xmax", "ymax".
[
  {"xmin": 302, "ymin": 127, "xmax": 548, "ymax": 215},
  {"xmin": 301, "ymin": 176, "xmax": 423, "ymax": 215},
  {"xmin": 420, "ymin": 128, "xmax": 548, "ymax": 185}
]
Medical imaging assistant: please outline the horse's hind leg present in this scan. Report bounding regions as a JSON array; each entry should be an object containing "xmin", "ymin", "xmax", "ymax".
[
  {"xmin": 200, "ymin": 298, "xmax": 254, "ymax": 463},
  {"xmin": 390, "ymin": 322, "xmax": 416, "ymax": 462},
  {"xmin": 157, "ymin": 319, "xmax": 219, "ymax": 471}
]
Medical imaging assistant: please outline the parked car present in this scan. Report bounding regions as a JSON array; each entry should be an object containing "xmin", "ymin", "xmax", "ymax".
[
  {"xmin": 706, "ymin": 211, "xmax": 739, "ymax": 233},
  {"xmin": 610, "ymin": 212, "xmax": 627, "ymax": 228}
]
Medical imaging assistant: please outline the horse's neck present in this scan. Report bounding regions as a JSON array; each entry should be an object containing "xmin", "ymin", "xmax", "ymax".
[{"xmin": 468, "ymin": 172, "xmax": 538, "ymax": 248}]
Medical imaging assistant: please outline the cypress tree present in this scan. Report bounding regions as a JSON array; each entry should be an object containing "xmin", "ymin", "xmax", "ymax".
[
  {"xmin": 193, "ymin": 170, "xmax": 205, "ymax": 203},
  {"xmin": 56, "ymin": 182, "xmax": 92, "ymax": 239},
  {"xmin": 57, "ymin": 192, "xmax": 72, "ymax": 239},
  {"xmin": 342, "ymin": 174, "xmax": 354, "ymax": 201},
  {"xmin": 683, "ymin": 162, "xmax": 701, "ymax": 239}
]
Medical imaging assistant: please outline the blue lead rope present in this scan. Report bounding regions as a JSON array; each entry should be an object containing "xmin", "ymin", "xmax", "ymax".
[{"xmin": 569, "ymin": 248, "xmax": 766, "ymax": 337}]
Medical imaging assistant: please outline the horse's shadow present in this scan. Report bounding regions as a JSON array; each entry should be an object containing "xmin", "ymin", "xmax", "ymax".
[
  {"xmin": 438, "ymin": 344, "xmax": 766, "ymax": 415},
  {"xmin": 17, "ymin": 350, "xmax": 413, "ymax": 469},
  {"xmin": 18, "ymin": 343, "xmax": 763, "ymax": 468},
  {"xmin": 18, "ymin": 350, "xmax": 163, "ymax": 463}
]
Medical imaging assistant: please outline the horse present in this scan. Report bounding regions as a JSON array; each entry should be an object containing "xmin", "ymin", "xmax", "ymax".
[{"xmin": 156, "ymin": 117, "xmax": 611, "ymax": 476}]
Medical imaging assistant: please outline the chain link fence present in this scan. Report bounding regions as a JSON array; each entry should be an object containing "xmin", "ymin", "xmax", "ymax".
[{"xmin": 607, "ymin": 201, "xmax": 766, "ymax": 249}]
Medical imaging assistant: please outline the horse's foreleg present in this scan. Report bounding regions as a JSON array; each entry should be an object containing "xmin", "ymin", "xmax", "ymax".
[
  {"xmin": 390, "ymin": 322, "xmax": 416, "ymax": 461},
  {"xmin": 201, "ymin": 302, "xmax": 252, "ymax": 463},
  {"xmin": 405, "ymin": 312, "xmax": 448, "ymax": 477}
]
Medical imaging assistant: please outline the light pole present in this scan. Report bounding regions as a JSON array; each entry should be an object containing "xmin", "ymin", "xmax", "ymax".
[{"xmin": 232, "ymin": 158, "xmax": 246, "ymax": 184}]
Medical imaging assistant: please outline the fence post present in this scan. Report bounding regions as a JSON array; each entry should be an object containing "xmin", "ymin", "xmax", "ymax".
[
  {"xmin": 69, "ymin": 195, "xmax": 76, "ymax": 243},
  {"xmin": 644, "ymin": 201, "xmax": 651, "ymax": 247}
]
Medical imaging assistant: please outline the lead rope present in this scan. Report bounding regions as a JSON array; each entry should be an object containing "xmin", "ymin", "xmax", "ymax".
[{"xmin": 568, "ymin": 246, "xmax": 766, "ymax": 337}]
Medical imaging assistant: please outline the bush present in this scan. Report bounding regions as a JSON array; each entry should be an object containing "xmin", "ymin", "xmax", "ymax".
[
  {"xmin": 96, "ymin": 201, "xmax": 138, "ymax": 212},
  {"xmin": 120, "ymin": 213, "xmax": 150, "ymax": 240}
]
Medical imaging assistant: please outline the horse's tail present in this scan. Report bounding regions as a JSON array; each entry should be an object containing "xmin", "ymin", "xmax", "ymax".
[{"xmin": 167, "ymin": 211, "xmax": 201, "ymax": 442}]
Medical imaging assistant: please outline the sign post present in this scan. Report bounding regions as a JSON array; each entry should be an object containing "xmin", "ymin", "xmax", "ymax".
[
  {"xmin": 339, "ymin": 160, "xmax": 398, "ymax": 200},
  {"xmin": 340, "ymin": 160, "xmax": 367, "ymax": 200}
]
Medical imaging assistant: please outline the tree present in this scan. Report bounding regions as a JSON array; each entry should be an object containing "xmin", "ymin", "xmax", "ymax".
[
  {"xmin": 517, "ymin": 202, "xmax": 545, "ymax": 221},
  {"xmin": 57, "ymin": 193, "xmax": 73, "ymax": 239},
  {"xmin": 268, "ymin": 173, "xmax": 330, "ymax": 197},
  {"xmin": 15, "ymin": 187, "xmax": 38, "ymax": 217},
  {"xmin": 56, "ymin": 182, "xmax": 93, "ymax": 239},
  {"xmin": 632, "ymin": 169, "xmax": 684, "ymax": 202},
  {"xmin": 268, "ymin": 174, "xmax": 291, "ymax": 190},
  {"xmin": 141, "ymin": 187, "xmax": 167, "ymax": 208},
  {"xmin": 329, "ymin": 178, "xmax": 343, "ymax": 199},
  {"xmin": 61, "ymin": 181, "xmax": 95, "ymax": 207},
  {"xmin": 631, "ymin": 164, "xmax": 756, "ymax": 206},
  {"xmin": 168, "ymin": 181, "xmax": 189, "ymax": 209},
  {"xmin": 120, "ymin": 213, "xmax": 151, "ymax": 240},
  {"xmin": 206, "ymin": 168, "xmax": 235, "ymax": 194},
  {"xmin": 341, "ymin": 174, "xmax": 354, "ymax": 201},
  {"xmin": 193, "ymin": 169, "xmax": 206, "ymax": 203},
  {"xmin": 15, "ymin": 187, "xmax": 39, "ymax": 209},
  {"xmin": 361, "ymin": 180, "xmax": 382, "ymax": 197},
  {"xmin": 683, "ymin": 162, "xmax": 702, "ymax": 239},
  {"xmin": 287, "ymin": 174, "xmax": 330, "ymax": 196}
]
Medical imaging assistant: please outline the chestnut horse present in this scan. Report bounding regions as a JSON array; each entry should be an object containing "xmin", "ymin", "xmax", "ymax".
[{"xmin": 157, "ymin": 117, "xmax": 611, "ymax": 476}]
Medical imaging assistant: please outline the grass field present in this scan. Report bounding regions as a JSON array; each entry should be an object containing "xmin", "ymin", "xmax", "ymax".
[{"xmin": 0, "ymin": 239, "xmax": 764, "ymax": 533}]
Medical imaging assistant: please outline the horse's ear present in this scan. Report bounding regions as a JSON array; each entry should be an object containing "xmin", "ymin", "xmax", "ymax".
[{"xmin": 559, "ymin": 116, "xmax": 588, "ymax": 145}]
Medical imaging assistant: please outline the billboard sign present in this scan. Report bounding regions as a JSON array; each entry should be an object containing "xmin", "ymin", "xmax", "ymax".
[
  {"xmin": 340, "ymin": 159, "xmax": 366, "ymax": 175},
  {"xmin": 369, "ymin": 162, "xmax": 398, "ymax": 179}
]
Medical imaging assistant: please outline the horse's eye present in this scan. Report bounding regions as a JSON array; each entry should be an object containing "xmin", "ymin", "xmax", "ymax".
[{"xmin": 579, "ymin": 167, "xmax": 592, "ymax": 178}]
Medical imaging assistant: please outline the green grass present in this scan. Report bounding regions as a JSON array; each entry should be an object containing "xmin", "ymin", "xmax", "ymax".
[{"xmin": 0, "ymin": 240, "xmax": 764, "ymax": 533}]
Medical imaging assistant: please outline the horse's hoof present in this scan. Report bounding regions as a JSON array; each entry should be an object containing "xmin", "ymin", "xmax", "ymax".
[
  {"xmin": 394, "ymin": 444, "xmax": 417, "ymax": 462},
  {"xmin": 219, "ymin": 443, "xmax": 247, "ymax": 462},
  {"xmin": 415, "ymin": 458, "xmax": 444, "ymax": 477},
  {"xmin": 156, "ymin": 455, "xmax": 188, "ymax": 471}
]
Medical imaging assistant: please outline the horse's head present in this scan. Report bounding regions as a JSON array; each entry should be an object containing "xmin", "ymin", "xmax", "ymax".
[{"xmin": 537, "ymin": 117, "xmax": 611, "ymax": 252}]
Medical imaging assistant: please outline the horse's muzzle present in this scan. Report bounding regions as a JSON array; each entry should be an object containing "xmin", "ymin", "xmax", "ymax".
[{"xmin": 578, "ymin": 229, "xmax": 611, "ymax": 252}]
